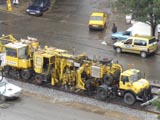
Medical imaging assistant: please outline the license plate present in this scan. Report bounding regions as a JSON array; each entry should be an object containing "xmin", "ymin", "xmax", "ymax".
[
  {"xmin": 93, "ymin": 25, "xmax": 98, "ymax": 27},
  {"xmin": 30, "ymin": 12, "xmax": 35, "ymax": 15}
]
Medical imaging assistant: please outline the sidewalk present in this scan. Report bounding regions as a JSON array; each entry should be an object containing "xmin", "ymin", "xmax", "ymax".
[{"xmin": 0, "ymin": 0, "xmax": 29, "ymax": 15}]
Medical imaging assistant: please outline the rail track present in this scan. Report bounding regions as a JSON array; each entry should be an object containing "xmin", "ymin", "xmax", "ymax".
[{"xmin": 5, "ymin": 75, "xmax": 160, "ymax": 116}]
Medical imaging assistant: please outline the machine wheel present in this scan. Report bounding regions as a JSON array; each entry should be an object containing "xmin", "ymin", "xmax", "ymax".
[
  {"xmin": 0, "ymin": 95, "xmax": 6, "ymax": 103},
  {"xmin": 96, "ymin": 87, "xmax": 108, "ymax": 101},
  {"xmin": 3, "ymin": 66, "xmax": 11, "ymax": 77},
  {"xmin": 140, "ymin": 51, "xmax": 147, "ymax": 58},
  {"xmin": 8, "ymin": 69, "xmax": 20, "ymax": 79},
  {"xmin": 124, "ymin": 92, "xmax": 136, "ymax": 105},
  {"xmin": 103, "ymin": 74, "xmax": 113, "ymax": 86},
  {"xmin": 85, "ymin": 79, "xmax": 92, "ymax": 95},
  {"xmin": 116, "ymin": 47, "xmax": 121, "ymax": 53},
  {"xmin": 20, "ymin": 70, "xmax": 32, "ymax": 80},
  {"xmin": 113, "ymin": 70, "xmax": 120, "ymax": 83},
  {"xmin": 35, "ymin": 75, "xmax": 43, "ymax": 84}
]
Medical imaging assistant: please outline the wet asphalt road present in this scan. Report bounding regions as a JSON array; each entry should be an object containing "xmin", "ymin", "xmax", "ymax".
[
  {"xmin": 0, "ymin": 0, "xmax": 160, "ymax": 82},
  {"xmin": 0, "ymin": 94, "xmax": 117, "ymax": 120}
]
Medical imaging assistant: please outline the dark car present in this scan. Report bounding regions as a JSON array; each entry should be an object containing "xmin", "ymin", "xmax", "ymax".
[{"xmin": 26, "ymin": 0, "xmax": 50, "ymax": 16}]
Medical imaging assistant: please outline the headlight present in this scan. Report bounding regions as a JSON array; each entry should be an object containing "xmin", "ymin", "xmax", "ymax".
[
  {"xmin": 36, "ymin": 11, "xmax": 40, "ymax": 13},
  {"xmin": 26, "ymin": 9, "xmax": 30, "ymax": 12}
]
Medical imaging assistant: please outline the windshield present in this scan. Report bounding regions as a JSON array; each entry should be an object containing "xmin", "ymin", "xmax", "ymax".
[
  {"xmin": 90, "ymin": 16, "xmax": 103, "ymax": 21},
  {"xmin": 6, "ymin": 47, "xmax": 17, "ymax": 57},
  {"xmin": 149, "ymin": 38, "xmax": 156, "ymax": 44},
  {"xmin": 130, "ymin": 72, "xmax": 141, "ymax": 83},
  {"xmin": 33, "ymin": 0, "xmax": 43, "ymax": 7},
  {"xmin": 18, "ymin": 46, "xmax": 28, "ymax": 59}
]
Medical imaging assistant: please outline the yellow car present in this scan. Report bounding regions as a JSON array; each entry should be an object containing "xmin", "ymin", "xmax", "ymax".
[
  {"xmin": 113, "ymin": 35, "xmax": 158, "ymax": 58},
  {"xmin": 88, "ymin": 12, "xmax": 107, "ymax": 30}
]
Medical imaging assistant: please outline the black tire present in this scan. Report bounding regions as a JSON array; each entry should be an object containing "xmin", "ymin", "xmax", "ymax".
[
  {"xmin": 140, "ymin": 51, "xmax": 147, "ymax": 58},
  {"xmin": 8, "ymin": 69, "xmax": 20, "ymax": 79},
  {"xmin": 96, "ymin": 87, "xmax": 108, "ymax": 101},
  {"xmin": 124, "ymin": 92, "xmax": 136, "ymax": 105},
  {"xmin": 0, "ymin": 95, "xmax": 6, "ymax": 103},
  {"xmin": 85, "ymin": 79, "xmax": 92, "ymax": 95},
  {"xmin": 116, "ymin": 47, "xmax": 121, "ymax": 53},
  {"xmin": 103, "ymin": 74, "xmax": 113, "ymax": 86},
  {"xmin": 3, "ymin": 66, "xmax": 11, "ymax": 76},
  {"xmin": 20, "ymin": 70, "xmax": 32, "ymax": 80},
  {"xmin": 113, "ymin": 70, "xmax": 120, "ymax": 83},
  {"xmin": 35, "ymin": 75, "xmax": 43, "ymax": 84}
]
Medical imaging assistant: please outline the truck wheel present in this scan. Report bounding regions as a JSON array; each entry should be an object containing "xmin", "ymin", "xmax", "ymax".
[
  {"xmin": 21, "ymin": 70, "xmax": 32, "ymax": 80},
  {"xmin": 113, "ymin": 70, "xmax": 120, "ymax": 83},
  {"xmin": 0, "ymin": 95, "xmax": 6, "ymax": 103},
  {"xmin": 140, "ymin": 51, "xmax": 147, "ymax": 58},
  {"xmin": 124, "ymin": 92, "xmax": 136, "ymax": 105},
  {"xmin": 8, "ymin": 69, "xmax": 20, "ymax": 79},
  {"xmin": 3, "ymin": 66, "xmax": 11, "ymax": 77},
  {"xmin": 103, "ymin": 74, "xmax": 113, "ymax": 86},
  {"xmin": 96, "ymin": 87, "xmax": 108, "ymax": 101},
  {"xmin": 116, "ymin": 47, "xmax": 121, "ymax": 53}
]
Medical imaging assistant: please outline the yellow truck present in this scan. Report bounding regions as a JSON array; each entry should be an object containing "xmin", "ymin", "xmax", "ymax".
[{"xmin": 96, "ymin": 68, "xmax": 153, "ymax": 105}]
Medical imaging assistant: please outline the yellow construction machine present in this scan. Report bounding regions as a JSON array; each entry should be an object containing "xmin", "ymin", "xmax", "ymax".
[
  {"xmin": 96, "ymin": 68, "xmax": 153, "ymax": 105},
  {"xmin": 0, "ymin": 34, "xmax": 153, "ymax": 105},
  {"xmin": 3, "ymin": 37, "xmax": 39, "ymax": 79}
]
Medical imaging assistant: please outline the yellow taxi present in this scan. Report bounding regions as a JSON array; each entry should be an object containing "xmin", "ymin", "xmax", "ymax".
[
  {"xmin": 113, "ymin": 35, "xmax": 158, "ymax": 58},
  {"xmin": 88, "ymin": 12, "xmax": 107, "ymax": 30}
]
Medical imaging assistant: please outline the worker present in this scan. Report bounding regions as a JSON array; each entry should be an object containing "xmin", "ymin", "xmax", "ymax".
[
  {"xmin": 13, "ymin": 0, "xmax": 19, "ymax": 7},
  {"xmin": 112, "ymin": 23, "xmax": 117, "ymax": 33}
]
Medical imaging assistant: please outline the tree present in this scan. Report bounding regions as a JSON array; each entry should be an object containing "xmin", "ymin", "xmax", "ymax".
[{"xmin": 114, "ymin": 0, "xmax": 160, "ymax": 36}]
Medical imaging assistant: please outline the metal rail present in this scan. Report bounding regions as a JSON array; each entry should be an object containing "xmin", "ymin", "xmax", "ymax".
[{"xmin": 6, "ymin": 76, "xmax": 160, "ymax": 116}]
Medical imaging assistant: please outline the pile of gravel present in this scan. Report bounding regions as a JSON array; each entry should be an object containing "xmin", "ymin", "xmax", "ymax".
[{"xmin": 8, "ymin": 78, "xmax": 158, "ymax": 120}]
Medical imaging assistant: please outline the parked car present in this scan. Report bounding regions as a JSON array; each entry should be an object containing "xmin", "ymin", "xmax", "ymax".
[
  {"xmin": 88, "ymin": 12, "xmax": 107, "ymax": 30},
  {"xmin": 113, "ymin": 35, "xmax": 158, "ymax": 58},
  {"xmin": 0, "ymin": 75, "xmax": 22, "ymax": 103},
  {"xmin": 111, "ymin": 31, "xmax": 132, "ymax": 40},
  {"xmin": 26, "ymin": 0, "xmax": 50, "ymax": 16}
]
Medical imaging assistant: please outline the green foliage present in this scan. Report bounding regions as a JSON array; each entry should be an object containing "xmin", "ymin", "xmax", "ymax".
[
  {"xmin": 114, "ymin": 0, "xmax": 160, "ymax": 35},
  {"xmin": 152, "ymin": 99, "xmax": 160, "ymax": 111}
]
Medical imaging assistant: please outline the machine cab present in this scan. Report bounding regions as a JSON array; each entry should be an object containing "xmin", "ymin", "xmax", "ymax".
[
  {"xmin": 33, "ymin": 52, "xmax": 54, "ymax": 74},
  {"xmin": 119, "ymin": 69, "xmax": 150, "ymax": 94},
  {"xmin": 4, "ymin": 42, "xmax": 31, "ymax": 68}
]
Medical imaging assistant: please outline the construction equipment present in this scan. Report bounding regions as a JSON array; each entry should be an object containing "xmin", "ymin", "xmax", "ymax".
[
  {"xmin": 3, "ymin": 37, "xmax": 39, "ymax": 79},
  {"xmin": 0, "ymin": 34, "xmax": 154, "ymax": 105},
  {"xmin": 96, "ymin": 68, "xmax": 153, "ymax": 105}
]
